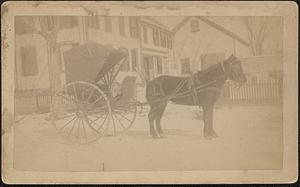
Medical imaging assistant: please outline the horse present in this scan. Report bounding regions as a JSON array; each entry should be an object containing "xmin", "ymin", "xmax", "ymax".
[{"xmin": 145, "ymin": 54, "xmax": 247, "ymax": 139}]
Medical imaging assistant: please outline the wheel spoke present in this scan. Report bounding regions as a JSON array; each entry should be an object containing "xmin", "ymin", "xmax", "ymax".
[
  {"xmin": 52, "ymin": 81, "xmax": 111, "ymax": 144},
  {"xmin": 113, "ymin": 113, "xmax": 126, "ymax": 129},
  {"xmin": 76, "ymin": 118, "xmax": 81, "ymax": 139},
  {"xmin": 67, "ymin": 117, "xmax": 79, "ymax": 137},
  {"xmin": 56, "ymin": 113, "xmax": 76, "ymax": 121},
  {"xmin": 89, "ymin": 113, "xmax": 107, "ymax": 120},
  {"xmin": 111, "ymin": 115, "xmax": 116, "ymax": 135},
  {"xmin": 114, "ymin": 107, "xmax": 134, "ymax": 114},
  {"xmin": 86, "ymin": 115, "xmax": 107, "ymax": 132},
  {"xmin": 85, "ymin": 87, "xmax": 94, "ymax": 104},
  {"xmin": 113, "ymin": 110, "xmax": 132, "ymax": 122},
  {"xmin": 84, "ymin": 116, "xmax": 100, "ymax": 134},
  {"xmin": 90, "ymin": 95, "xmax": 104, "ymax": 106},
  {"xmin": 82, "ymin": 117, "xmax": 88, "ymax": 143},
  {"xmin": 87, "ymin": 105, "xmax": 109, "ymax": 113},
  {"xmin": 58, "ymin": 115, "xmax": 77, "ymax": 130}
]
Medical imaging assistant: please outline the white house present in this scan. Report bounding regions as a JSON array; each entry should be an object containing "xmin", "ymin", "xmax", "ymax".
[
  {"xmin": 14, "ymin": 16, "xmax": 174, "ymax": 93},
  {"xmin": 171, "ymin": 16, "xmax": 251, "ymax": 75}
]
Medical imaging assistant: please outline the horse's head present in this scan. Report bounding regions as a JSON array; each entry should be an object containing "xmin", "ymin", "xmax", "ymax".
[{"xmin": 224, "ymin": 55, "xmax": 247, "ymax": 86}]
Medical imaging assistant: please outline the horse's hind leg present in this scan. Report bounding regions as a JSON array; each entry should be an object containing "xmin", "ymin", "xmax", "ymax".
[
  {"xmin": 155, "ymin": 102, "xmax": 168, "ymax": 138},
  {"xmin": 203, "ymin": 104, "xmax": 218, "ymax": 139},
  {"xmin": 148, "ymin": 104, "xmax": 159, "ymax": 138}
]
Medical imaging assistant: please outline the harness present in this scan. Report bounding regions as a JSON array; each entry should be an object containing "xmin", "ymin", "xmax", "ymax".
[
  {"xmin": 149, "ymin": 61, "xmax": 229, "ymax": 106},
  {"xmin": 188, "ymin": 61, "xmax": 228, "ymax": 106}
]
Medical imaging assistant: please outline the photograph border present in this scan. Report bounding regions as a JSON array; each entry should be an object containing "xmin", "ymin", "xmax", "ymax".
[{"xmin": 1, "ymin": 1, "xmax": 298, "ymax": 184}]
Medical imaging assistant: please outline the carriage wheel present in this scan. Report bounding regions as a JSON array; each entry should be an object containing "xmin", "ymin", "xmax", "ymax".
[
  {"xmin": 51, "ymin": 81, "xmax": 111, "ymax": 144},
  {"xmin": 108, "ymin": 99, "xmax": 137, "ymax": 136}
]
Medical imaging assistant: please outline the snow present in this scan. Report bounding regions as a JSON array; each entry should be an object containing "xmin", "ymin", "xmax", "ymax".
[{"xmin": 13, "ymin": 104, "xmax": 282, "ymax": 171}]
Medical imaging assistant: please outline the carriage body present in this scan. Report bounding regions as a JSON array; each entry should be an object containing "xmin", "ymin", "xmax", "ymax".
[{"xmin": 51, "ymin": 43, "xmax": 137, "ymax": 144}]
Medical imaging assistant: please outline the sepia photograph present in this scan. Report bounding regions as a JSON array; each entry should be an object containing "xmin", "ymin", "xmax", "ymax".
[{"xmin": 1, "ymin": 1, "xmax": 298, "ymax": 184}]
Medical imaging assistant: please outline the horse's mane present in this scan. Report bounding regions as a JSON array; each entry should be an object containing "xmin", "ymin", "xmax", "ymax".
[
  {"xmin": 195, "ymin": 61, "xmax": 223, "ymax": 78},
  {"xmin": 195, "ymin": 55, "xmax": 235, "ymax": 78}
]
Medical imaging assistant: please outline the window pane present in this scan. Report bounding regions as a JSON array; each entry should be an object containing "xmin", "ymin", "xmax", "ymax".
[
  {"xmin": 21, "ymin": 47, "xmax": 38, "ymax": 76},
  {"xmin": 87, "ymin": 16, "xmax": 99, "ymax": 29},
  {"xmin": 153, "ymin": 28, "xmax": 159, "ymax": 46},
  {"xmin": 129, "ymin": 17, "xmax": 139, "ymax": 38},
  {"xmin": 119, "ymin": 17, "xmax": 125, "ymax": 36},
  {"xmin": 163, "ymin": 58, "xmax": 169, "ymax": 74},
  {"xmin": 160, "ymin": 31, "xmax": 166, "ymax": 48},
  {"xmin": 167, "ymin": 34, "xmax": 173, "ymax": 49},
  {"xmin": 143, "ymin": 26, "xmax": 148, "ymax": 43},
  {"xmin": 105, "ymin": 17, "xmax": 112, "ymax": 33},
  {"xmin": 157, "ymin": 57, "xmax": 162, "ymax": 74}
]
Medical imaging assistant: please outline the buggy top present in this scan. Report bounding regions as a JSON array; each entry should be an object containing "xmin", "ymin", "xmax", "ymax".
[{"xmin": 63, "ymin": 42, "xmax": 128, "ymax": 84}]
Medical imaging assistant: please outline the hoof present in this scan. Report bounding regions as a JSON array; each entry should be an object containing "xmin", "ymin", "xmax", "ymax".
[
  {"xmin": 149, "ymin": 134, "xmax": 159, "ymax": 139},
  {"xmin": 204, "ymin": 135, "xmax": 214, "ymax": 140},
  {"xmin": 158, "ymin": 134, "xmax": 166, "ymax": 138}
]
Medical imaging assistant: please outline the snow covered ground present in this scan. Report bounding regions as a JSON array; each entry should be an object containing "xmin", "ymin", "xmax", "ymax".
[{"xmin": 13, "ymin": 104, "xmax": 282, "ymax": 171}]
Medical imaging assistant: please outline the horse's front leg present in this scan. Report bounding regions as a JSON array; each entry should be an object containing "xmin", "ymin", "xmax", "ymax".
[
  {"xmin": 148, "ymin": 105, "xmax": 159, "ymax": 139},
  {"xmin": 203, "ymin": 104, "xmax": 218, "ymax": 139}
]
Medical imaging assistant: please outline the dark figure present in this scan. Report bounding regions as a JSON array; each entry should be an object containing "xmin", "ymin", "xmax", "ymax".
[{"xmin": 145, "ymin": 55, "xmax": 247, "ymax": 139}]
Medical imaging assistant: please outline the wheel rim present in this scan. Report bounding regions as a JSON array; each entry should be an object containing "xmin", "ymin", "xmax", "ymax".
[
  {"xmin": 51, "ymin": 81, "xmax": 111, "ymax": 144},
  {"xmin": 108, "ymin": 99, "xmax": 137, "ymax": 136}
]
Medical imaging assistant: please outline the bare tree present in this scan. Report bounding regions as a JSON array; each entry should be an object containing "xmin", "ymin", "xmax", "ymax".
[
  {"xmin": 18, "ymin": 16, "xmax": 77, "ymax": 95},
  {"xmin": 244, "ymin": 17, "xmax": 269, "ymax": 56}
]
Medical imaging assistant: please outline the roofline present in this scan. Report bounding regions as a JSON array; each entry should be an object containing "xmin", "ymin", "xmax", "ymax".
[
  {"xmin": 141, "ymin": 16, "xmax": 173, "ymax": 33},
  {"xmin": 172, "ymin": 16, "xmax": 249, "ymax": 47},
  {"xmin": 140, "ymin": 21, "xmax": 173, "ymax": 34}
]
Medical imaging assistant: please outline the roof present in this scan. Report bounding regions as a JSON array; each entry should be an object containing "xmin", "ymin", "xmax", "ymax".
[
  {"xmin": 172, "ymin": 16, "xmax": 249, "ymax": 47},
  {"xmin": 141, "ymin": 16, "xmax": 171, "ymax": 32}
]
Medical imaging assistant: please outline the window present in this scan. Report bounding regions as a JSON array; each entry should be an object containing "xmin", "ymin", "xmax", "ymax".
[
  {"xmin": 119, "ymin": 17, "xmax": 125, "ymax": 36},
  {"xmin": 20, "ymin": 47, "xmax": 38, "ymax": 76},
  {"xmin": 86, "ymin": 16, "xmax": 99, "ymax": 29},
  {"xmin": 157, "ymin": 57, "xmax": 163, "ymax": 74},
  {"xmin": 120, "ymin": 49, "xmax": 130, "ymax": 71},
  {"xmin": 105, "ymin": 17, "xmax": 112, "ymax": 33},
  {"xmin": 160, "ymin": 31, "xmax": 167, "ymax": 48},
  {"xmin": 163, "ymin": 58, "xmax": 169, "ymax": 74},
  {"xmin": 167, "ymin": 34, "xmax": 173, "ymax": 49},
  {"xmin": 59, "ymin": 16, "xmax": 78, "ymax": 29},
  {"xmin": 129, "ymin": 17, "xmax": 139, "ymax": 38},
  {"xmin": 131, "ymin": 49, "xmax": 138, "ymax": 71},
  {"xmin": 143, "ymin": 26, "xmax": 148, "ymax": 44},
  {"xmin": 171, "ymin": 63, "xmax": 179, "ymax": 70},
  {"xmin": 181, "ymin": 58, "xmax": 191, "ymax": 74},
  {"xmin": 153, "ymin": 28, "xmax": 160, "ymax": 46}
]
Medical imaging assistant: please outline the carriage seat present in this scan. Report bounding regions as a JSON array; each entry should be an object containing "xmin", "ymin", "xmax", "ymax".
[{"xmin": 115, "ymin": 76, "xmax": 137, "ymax": 101}]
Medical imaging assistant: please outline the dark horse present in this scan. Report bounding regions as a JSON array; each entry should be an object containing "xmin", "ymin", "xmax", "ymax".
[{"xmin": 145, "ymin": 54, "xmax": 247, "ymax": 139}]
